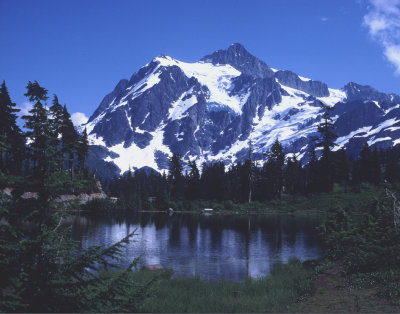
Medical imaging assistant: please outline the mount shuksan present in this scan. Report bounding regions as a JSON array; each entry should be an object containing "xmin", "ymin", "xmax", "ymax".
[{"xmin": 82, "ymin": 43, "xmax": 400, "ymax": 177}]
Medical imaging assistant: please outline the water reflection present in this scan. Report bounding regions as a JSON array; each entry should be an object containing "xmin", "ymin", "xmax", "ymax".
[{"xmin": 72, "ymin": 213, "xmax": 324, "ymax": 281}]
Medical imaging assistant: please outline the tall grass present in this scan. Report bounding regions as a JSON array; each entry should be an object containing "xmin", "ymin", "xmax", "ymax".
[{"xmin": 125, "ymin": 258, "xmax": 314, "ymax": 313}]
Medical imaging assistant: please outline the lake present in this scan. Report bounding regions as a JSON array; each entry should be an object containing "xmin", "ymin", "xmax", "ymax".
[{"xmin": 71, "ymin": 212, "xmax": 324, "ymax": 281}]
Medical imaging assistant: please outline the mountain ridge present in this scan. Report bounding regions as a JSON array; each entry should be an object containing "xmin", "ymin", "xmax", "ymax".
[{"xmin": 81, "ymin": 44, "xmax": 400, "ymax": 178}]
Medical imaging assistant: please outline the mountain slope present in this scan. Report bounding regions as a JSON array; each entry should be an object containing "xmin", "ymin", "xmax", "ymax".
[{"xmin": 82, "ymin": 44, "xmax": 400, "ymax": 177}]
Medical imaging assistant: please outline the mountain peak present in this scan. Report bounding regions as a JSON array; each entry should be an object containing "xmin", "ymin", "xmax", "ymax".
[{"xmin": 201, "ymin": 43, "xmax": 274, "ymax": 78}]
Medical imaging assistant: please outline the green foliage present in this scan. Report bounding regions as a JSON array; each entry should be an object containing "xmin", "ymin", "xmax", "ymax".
[
  {"xmin": 0, "ymin": 81, "xmax": 24, "ymax": 174},
  {"xmin": 0, "ymin": 191, "xmax": 149, "ymax": 312},
  {"xmin": 133, "ymin": 259, "xmax": 313, "ymax": 313},
  {"xmin": 0, "ymin": 78, "xmax": 150, "ymax": 311},
  {"xmin": 319, "ymin": 193, "xmax": 400, "ymax": 304},
  {"xmin": 81, "ymin": 198, "xmax": 122, "ymax": 212}
]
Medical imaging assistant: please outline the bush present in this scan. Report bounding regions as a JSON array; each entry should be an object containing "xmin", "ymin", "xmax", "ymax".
[
  {"xmin": 136, "ymin": 258, "xmax": 314, "ymax": 313},
  {"xmin": 319, "ymin": 194, "xmax": 400, "ymax": 303},
  {"xmin": 81, "ymin": 198, "xmax": 121, "ymax": 212}
]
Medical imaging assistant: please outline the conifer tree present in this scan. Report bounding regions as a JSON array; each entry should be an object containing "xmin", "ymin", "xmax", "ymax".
[
  {"xmin": 187, "ymin": 160, "xmax": 200, "ymax": 200},
  {"xmin": 61, "ymin": 105, "xmax": 78, "ymax": 178},
  {"xmin": 307, "ymin": 145, "xmax": 319, "ymax": 193},
  {"xmin": 168, "ymin": 153, "xmax": 184, "ymax": 199},
  {"xmin": 316, "ymin": 101, "xmax": 337, "ymax": 192},
  {"xmin": 22, "ymin": 81, "xmax": 52, "ymax": 176},
  {"xmin": 358, "ymin": 143, "xmax": 372, "ymax": 183},
  {"xmin": 77, "ymin": 127, "xmax": 89, "ymax": 173},
  {"xmin": 49, "ymin": 95, "xmax": 64, "ymax": 170},
  {"xmin": 371, "ymin": 148, "xmax": 381, "ymax": 185},
  {"xmin": 284, "ymin": 155, "xmax": 302, "ymax": 194},
  {"xmin": 49, "ymin": 95, "xmax": 64, "ymax": 137},
  {"xmin": 263, "ymin": 139, "xmax": 285, "ymax": 199},
  {"xmin": 0, "ymin": 81, "xmax": 24, "ymax": 173}
]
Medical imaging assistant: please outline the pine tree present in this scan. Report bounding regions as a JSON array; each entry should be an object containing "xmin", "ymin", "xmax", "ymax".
[
  {"xmin": 61, "ymin": 105, "xmax": 78, "ymax": 179},
  {"xmin": 168, "ymin": 153, "xmax": 184, "ymax": 199},
  {"xmin": 0, "ymin": 81, "xmax": 24, "ymax": 173},
  {"xmin": 22, "ymin": 81, "xmax": 52, "ymax": 177},
  {"xmin": 263, "ymin": 139, "xmax": 285, "ymax": 199},
  {"xmin": 76, "ymin": 127, "xmax": 89, "ymax": 173},
  {"xmin": 371, "ymin": 148, "xmax": 381, "ymax": 185},
  {"xmin": 284, "ymin": 155, "xmax": 302, "ymax": 194},
  {"xmin": 316, "ymin": 101, "xmax": 337, "ymax": 192},
  {"xmin": 49, "ymin": 95, "xmax": 64, "ymax": 170},
  {"xmin": 187, "ymin": 160, "xmax": 200, "ymax": 200},
  {"xmin": 307, "ymin": 145, "xmax": 319, "ymax": 193},
  {"xmin": 200, "ymin": 162, "xmax": 227, "ymax": 201},
  {"xmin": 248, "ymin": 139, "xmax": 253, "ymax": 203},
  {"xmin": 358, "ymin": 143, "xmax": 372, "ymax": 183}
]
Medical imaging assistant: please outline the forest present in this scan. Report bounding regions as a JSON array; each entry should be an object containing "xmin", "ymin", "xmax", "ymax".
[
  {"xmin": 107, "ymin": 100, "xmax": 400, "ymax": 212},
  {"xmin": 1, "ymin": 80, "xmax": 400, "ymax": 312}
]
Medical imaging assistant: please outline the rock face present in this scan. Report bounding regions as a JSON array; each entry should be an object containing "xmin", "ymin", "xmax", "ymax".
[{"xmin": 81, "ymin": 44, "xmax": 400, "ymax": 177}]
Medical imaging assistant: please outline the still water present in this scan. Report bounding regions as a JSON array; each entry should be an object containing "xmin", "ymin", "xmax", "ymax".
[{"xmin": 72, "ymin": 212, "xmax": 324, "ymax": 281}]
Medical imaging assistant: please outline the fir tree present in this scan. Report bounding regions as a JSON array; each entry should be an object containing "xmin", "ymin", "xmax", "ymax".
[
  {"xmin": 316, "ymin": 101, "xmax": 337, "ymax": 192},
  {"xmin": 168, "ymin": 153, "xmax": 184, "ymax": 199},
  {"xmin": 307, "ymin": 145, "xmax": 319, "ymax": 193},
  {"xmin": 22, "ymin": 81, "xmax": 52, "ymax": 177},
  {"xmin": 263, "ymin": 139, "xmax": 285, "ymax": 199},
  {"xmin": 61, "ymin": 105, "xmax": 78, "ymax": 179},
  {"xmin": 284, "ymin": 155, "xmax": 302, "ymax": 194},
  {"xmin": 187, "ymin": 160, "xmax": 200, "ymax": 200},
  {"xmin": 49, "ymin": 95, "xmax": 64, "ymax": 170},
  {"xmin": 77, "ymin": 127, "xmax": 89, "ymax": 173},
  {"xmin": 0, "ymin": 81, "xmax": 24, "ymax": 173}
]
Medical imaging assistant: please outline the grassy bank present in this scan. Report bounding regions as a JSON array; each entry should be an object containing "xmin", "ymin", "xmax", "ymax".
[
  {"xmin": 107, "ymin": 259, "xmax": 314, "ymax": 313},
  {"xmin": 84, "ymin": 183, "xmax": 387, "ymax": 216},
  {"xmin": 110, "ymin": 258, "xmax": 400, "ymax": 313}
]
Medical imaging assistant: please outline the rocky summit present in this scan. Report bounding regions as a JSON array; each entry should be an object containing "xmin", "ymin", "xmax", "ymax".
[{"xmin": 82, "ymin": 43, "xmax": 400, "ymax": 178}]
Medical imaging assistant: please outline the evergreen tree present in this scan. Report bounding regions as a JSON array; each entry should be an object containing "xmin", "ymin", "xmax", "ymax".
[
  {"xmin": 61, "ymin": 105, "xmax": 78, "ymax": 178},
  {"xmin": 358, "ymin": 143, "xmax": 372, "ymax": 183},
  {"xmin": 49, "ymin": 95, "xmax": 64, "ymax": 138},
  {"xmin": 306, "ymin": 145, "xmax": 319, "ymax": 193},
  {"xmin": 0, "ymin": 81, "xmax": 24, "ymax": 173},
  {"xmin": 284, "ymin": 155, "xmax": 303, "ymax": 194},
  {"xmin": 22, "ymin": 81, "xmax": 52, "ymax": 177},
  {"xmin": 371, "ymin": 148, "xmax": 381, "ymax": 185},
  {"xmin": 187, "ymin": 160, "xmax": 200, "ymax": 200},
  {"xmin": 168, "ymin": 153, "xmax": 184, "ymax": 199},
  {"xmin": 263, "ymin": 139, "xmax": 285, "ymax": 199},
  {"xmin": 316, "ymin": 101, "xmax": 337, "ymax": 192},
  {"xmin": 200, "ymin": 162, "xmax": 227, "ymax": 201},
  {"xmin": 248, "ymin": 140, "xmax": 254, "ymax": 203},
  {"xmin": 77, "ymin": 127, "xmax": 89, "ymax": 173},
  {"xmin": 49, "ymin": 95, "xmax": 64, "ymax": 170},
  {"xmin": 332, "ymin": 148, "xmax": 349, "ymax": 184}
]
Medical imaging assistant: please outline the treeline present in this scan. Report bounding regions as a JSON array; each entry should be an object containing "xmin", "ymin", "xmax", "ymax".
[
  {"xmin": 1, "ymin": 81, "xmax": 148, "ymax": 312},
  {"xmin": 0, "ymin": 80, "xmax": 92, "ymax": 192},
  {"xmin": 108, "ymin": 102, "xmax": 400, "ymax": 210}
]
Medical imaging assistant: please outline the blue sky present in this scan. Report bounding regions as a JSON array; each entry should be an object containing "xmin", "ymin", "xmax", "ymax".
[{"xmin": 1, "ymin": 0, "xmax": 400, "ymax": 125}]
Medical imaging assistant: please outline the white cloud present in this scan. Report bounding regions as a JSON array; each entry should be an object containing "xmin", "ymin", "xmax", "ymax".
[
  {"xmin": 18, "ymin": 102, "xmax": 33, "ymax": 117},
  {"xmin": 71, "ymin": 112, "xmax": 89, "ymax": 127},
  {"xmin": 320, "ymin": 17, "xmax": 328, "ymax": 22},
  {"xmin": 363, "ymin": 0, "xmax": 400, "ymax": 74}
]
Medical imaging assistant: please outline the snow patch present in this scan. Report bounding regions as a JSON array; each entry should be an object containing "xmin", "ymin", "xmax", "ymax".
[
  {"xmin": 155, "ymin": 56, "xmax": 246, "ymax": 114},
  {"xmin": 318, "ymin": 88, "xmax": 346, "ymax": 107},
  {"xmin": 168, "ymin": 89, "xmax": 198, "ymax": 120},
  {"xmin": 368, "ymin": 137, "xmax": 392, "ymax": 146},
  {"xmin": 105, "ymin": 125, "xmax": 171, "ymax": 174}
]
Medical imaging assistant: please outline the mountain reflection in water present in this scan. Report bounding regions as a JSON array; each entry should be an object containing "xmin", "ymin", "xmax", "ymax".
[{"xmin": 72, "ymin": 213, "xmax": 324, "ymax": 281}]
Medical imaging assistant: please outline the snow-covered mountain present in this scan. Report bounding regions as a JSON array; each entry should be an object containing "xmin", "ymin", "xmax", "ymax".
[{"xmin": 82, "ymin": 43, "xmax": 400, "ymax": 177}]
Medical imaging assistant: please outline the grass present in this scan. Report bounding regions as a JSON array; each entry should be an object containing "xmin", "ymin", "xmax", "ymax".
[
  {"xmin": 296, "ymin": 261, "xmax": 400, "ymax": 313},
  {"xmin": 125, "ymin": 258, "xmax": 314, "ymax": 313},
  {"xmin": 160, "ymin": 183, "xmax": 386, "ymax": 216}
]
